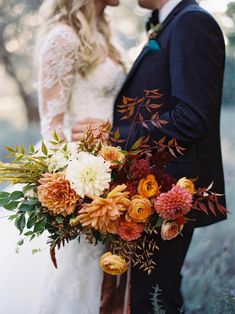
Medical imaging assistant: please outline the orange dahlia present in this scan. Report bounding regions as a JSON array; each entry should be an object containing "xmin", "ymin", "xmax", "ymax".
[
  {"xmin": 76, "ymin": 184, "xmax": 130, "ymax": 234},
  {"xmin": 117, "ymin": 219, "xmax": 144, "ymax": 241},
  {"xmin": 154, "ymin": 185, "xmax": 192, "ymax": 220},
  {"xmin": 37, "ymin": 172, "xmax": 79, "ymax": 216}
]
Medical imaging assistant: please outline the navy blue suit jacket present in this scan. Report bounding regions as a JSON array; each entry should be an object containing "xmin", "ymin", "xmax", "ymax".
[{"xmin": 113, "ymin": 0, "xmax": 226, "ymax": 227}]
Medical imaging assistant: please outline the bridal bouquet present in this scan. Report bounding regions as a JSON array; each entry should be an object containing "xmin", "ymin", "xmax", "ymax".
[{"xmin": 0, "ymin": 90, "xmax": 227, "ymax": 275}]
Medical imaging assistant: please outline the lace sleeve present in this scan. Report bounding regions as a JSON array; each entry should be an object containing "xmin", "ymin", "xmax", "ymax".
[{"xmin": 38, "ymin": 25, "xmax": 80, "ymax": 141}]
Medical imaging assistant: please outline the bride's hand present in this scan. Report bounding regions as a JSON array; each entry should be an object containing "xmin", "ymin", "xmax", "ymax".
[{"xmin": 71, "ymin": 118, "xmax": 105, "ymax": 141}]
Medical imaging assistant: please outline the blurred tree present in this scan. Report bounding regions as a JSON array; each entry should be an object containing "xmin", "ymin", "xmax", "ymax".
[
  {"xmin": 226, "ymin": 2, "xmax": 235, "ymax": 46},
  {"xmin": 0, "ymin": 0, "xmax": 42, "ymax": 121},
  {"xmin": 0, "ymin": 0, "xmax": 235, "ymax": 122}
]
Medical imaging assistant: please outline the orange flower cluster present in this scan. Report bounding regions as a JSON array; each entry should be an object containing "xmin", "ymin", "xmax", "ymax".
[
  {"xmin": 76, "ymin": 184, "xmax": 130, "ymax": 234},
  {"xmin": 117, "ymin": 219, "xmax": 144, "ymax": 241},
  {"xmin": 37, "ymin": 172, "xmax": 79, "ymax": 217}
]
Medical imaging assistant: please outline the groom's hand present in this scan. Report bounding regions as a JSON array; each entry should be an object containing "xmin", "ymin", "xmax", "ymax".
[{"xmin": 71, "ymin": 118, "xmax": 105, "ymax": 141}]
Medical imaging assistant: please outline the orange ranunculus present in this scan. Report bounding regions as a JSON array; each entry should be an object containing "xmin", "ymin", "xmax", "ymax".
[
  {"xmin": 128, "ymin": 195, "xmax": 153, "ymax": 223},
  {"xmin": 100, "ymin": 252, "xmax": 128, "ymax": 275},
  {"xmin": 176, "ymin": 177, "xmax": 195, "ymax": 195},
  {"xmin": 137, "ymin": 175, "xmax": 158, "ymax": 198},
  {"xmin": 161, "ymin": 220, "xmax": 184, "ymax": 241},
  {"xmin": 99, "ymin": 146, "xmax": 125, "ymax": 168}
]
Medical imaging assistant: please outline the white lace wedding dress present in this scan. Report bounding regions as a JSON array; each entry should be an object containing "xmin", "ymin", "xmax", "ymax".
[{"xmin": 0, "ymin": 24, "xmax": 125, "ymax": 314}]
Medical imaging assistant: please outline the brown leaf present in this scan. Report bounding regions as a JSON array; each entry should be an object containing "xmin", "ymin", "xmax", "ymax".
[
  {"xmin": 122, "ymin": 97, "xmax": 128, "ymax": 105},
  {"xmin": 117, "ymin": 109, "xmax": 126, "ymax": 113},
  {"xmin": 169, "ymin": 148, "xmax": 177, "ymax": 158},
  {"xmin": 149, "ymin": 104, "xmax": 163, "ymax": 109},
  {"xmin": 142, "ymin": 122, "xmax": 149, "ymax": 129},
  {"xmin": 198, "ymin": 202, "xmax": 209, "ymax": 214},
  {"xmin": 50, "ymin": 246, "xmax": 58, "ymax": 269},
  {"xmin": 208, "ymin": 200, "xmax": 216, "ymax": 216},
  {"xmin": 136, "ymin": 97, "xmax": 144, "ymax": 104},
  {"xmin": 159, "ymin": 120, "xmax": 169, "ymax": 125},
  {"xmin": 139, "ymin": 113, "xmax": 144, "ymax": 121}
]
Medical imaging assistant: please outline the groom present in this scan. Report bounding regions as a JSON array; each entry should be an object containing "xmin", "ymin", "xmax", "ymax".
[
  {"xmin": 112, "ymin": 0, "xmax": 226, "ymax": 312},
  {"xmin": 72, "ymin": 0, "xmax": 226, "ymax": 312}
]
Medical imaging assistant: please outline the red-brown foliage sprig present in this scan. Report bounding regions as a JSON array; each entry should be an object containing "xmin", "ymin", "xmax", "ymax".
[
  {"xmin": 192, "ymin": 182, "xmax": 228, "ymax": 216},
  {"xmin": 115, "ymin": 89, "xmax": 169, "ymax": 150},
  {"xmin": 111, "ymin": 89, "xmax": 186, "ymax": 162},
  {"xmin": 79, "ymin": 121, "xmax": 112, "ymax": 153},
  {"xmin": 153, "ymin": 136, "xmax": 186, "ymax": 159}
]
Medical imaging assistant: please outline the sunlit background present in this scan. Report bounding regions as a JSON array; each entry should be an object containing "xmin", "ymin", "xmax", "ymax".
[{"xmin": 0, "ymin": 0, "xmax": 235, "ymax": 313}]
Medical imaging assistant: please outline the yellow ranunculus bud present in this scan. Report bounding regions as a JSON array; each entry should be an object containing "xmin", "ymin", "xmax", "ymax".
[
  {"xmin": 176, "ymin": 177, "xmax": 195, "ymax": 195},
  {"xmin": 137, "ymin": 175, "xmax": 159, "ymax": 198},
  {"xmin": 100, "ymin": 252, "xmax": 128, "ymax": 275}
]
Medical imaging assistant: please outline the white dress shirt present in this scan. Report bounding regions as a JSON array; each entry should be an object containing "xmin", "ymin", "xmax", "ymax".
[{"xmin": 159, "ymin": 0, "xmax": 182, "ymax": 23}]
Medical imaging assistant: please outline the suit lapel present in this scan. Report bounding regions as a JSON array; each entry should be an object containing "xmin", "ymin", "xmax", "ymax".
[{"xmin": 115, "ymin": 0, "xmax": 197, "ymax": 103}]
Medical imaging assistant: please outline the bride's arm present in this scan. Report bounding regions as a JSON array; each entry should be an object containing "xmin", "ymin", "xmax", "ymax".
[{"xmin": 38, "ymin": 25, "xmax": 80, "ymax": 141}]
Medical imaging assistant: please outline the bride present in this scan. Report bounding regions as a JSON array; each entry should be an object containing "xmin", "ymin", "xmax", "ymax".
[{"xmin": 0, "ymin": 0, "xmax": 125, "ymax": 313}]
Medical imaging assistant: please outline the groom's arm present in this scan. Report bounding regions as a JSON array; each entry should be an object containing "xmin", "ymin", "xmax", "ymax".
[
  {"xmin": 158, "ymin": 10, "xmax": 225, "ymax": 143},
  {"xmin": 137, "ymin": 10, "xmax": 225, "ymax": 145}
]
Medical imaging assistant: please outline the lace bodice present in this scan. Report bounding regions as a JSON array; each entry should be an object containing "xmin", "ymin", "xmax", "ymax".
[{"xmin": 38, "ymin": 24, "xmax": 125, "ymax": 141}]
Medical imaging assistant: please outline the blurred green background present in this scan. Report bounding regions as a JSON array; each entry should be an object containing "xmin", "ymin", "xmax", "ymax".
[{"xmin": 0, "ymin": 0, "xmax": 235, "ymax": 312}]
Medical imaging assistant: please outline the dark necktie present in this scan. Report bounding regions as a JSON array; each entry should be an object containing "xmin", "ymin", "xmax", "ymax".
[{"xmin": 146, "ymin": 10, "xmax": 159, "ymax": 31}]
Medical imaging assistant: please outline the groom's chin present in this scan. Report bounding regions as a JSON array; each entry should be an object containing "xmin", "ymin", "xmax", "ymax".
[{"xmin": 138, "ymin": 0, "xmax": 157, "ymax": 10}]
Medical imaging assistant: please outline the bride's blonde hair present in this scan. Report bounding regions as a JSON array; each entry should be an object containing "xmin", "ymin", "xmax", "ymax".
[{"xmin": 37, "ymin": 0, "xmax": 124, "ymax": 75}]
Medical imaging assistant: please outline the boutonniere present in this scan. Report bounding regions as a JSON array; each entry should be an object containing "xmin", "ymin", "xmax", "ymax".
[{"xmin": 147, "ymin": 23, "xmax": 162, "ymax": 52}]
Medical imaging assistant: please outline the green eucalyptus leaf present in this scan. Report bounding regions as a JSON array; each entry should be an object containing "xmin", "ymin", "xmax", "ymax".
[
  {"xmin": 23, "ymin": 198, "xmax": 39, "ymax": 206},
  {"xmin": 0, "ymin": 191, "xmax": 10, "ymax": 198},
  {"xmin": 34, "ymin": 217, "xmax": 47, "ymax": 233},
  {"xmin": 24, "ymin": 231, "xmax": 34, "ymax": 236},
  {"xmin": 17, "ymin": 239, "xmax": 24, "ymax": 246},
  {"xmin": 27, "ymin": 216, "xmax": 37, "ymax": 229},
  {"xmin": 30, "ymin": 234, "xmax": 36, "ymax": 241},
  {"xmin": 56, "ymin": 216, "xmax": 64, "ymax": 224},
  {"xmin": 18, "ymin": 203, "xmax": 34, "ymax": 212},
  {"xmin": 10, "ymin": 191, "xmax": 24, "ymax": 200},
  {"xmin": 15, "ymin": 215, "xmax": 26, "ymax": 234},
  {"xmin": 4, "ymin": 201, "xmax": 19, "ymax": 210},
  {"xmin": 0, "ymin": 199, "xmax": 10, "ymax": 206},
  {"xmin": 8, "ymin": 214, "xmax": 18, "ymax": 221}
]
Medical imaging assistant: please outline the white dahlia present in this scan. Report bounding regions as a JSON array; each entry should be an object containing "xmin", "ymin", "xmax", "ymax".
[{"xmin": 65, "ymin": 152, "xmax": 111, "ymax": 197}]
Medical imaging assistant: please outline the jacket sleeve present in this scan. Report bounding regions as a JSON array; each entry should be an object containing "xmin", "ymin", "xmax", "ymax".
[{"xmin": 133, "ymin": 10, "xmax": 225, "ymax": 145}]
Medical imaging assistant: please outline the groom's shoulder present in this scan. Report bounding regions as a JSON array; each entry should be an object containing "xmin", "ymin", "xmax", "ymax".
[{"xmin": 173, "ymin": 4, "xmax": 222, "ymax": 34}]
